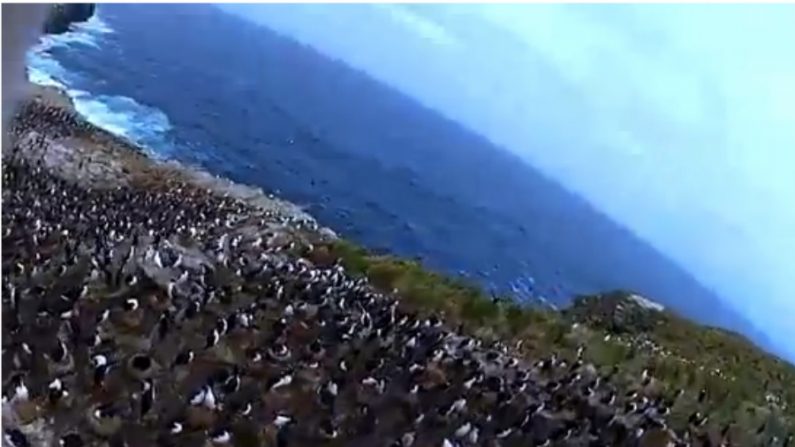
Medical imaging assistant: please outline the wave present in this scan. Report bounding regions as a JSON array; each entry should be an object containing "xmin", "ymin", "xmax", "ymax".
[
  {"xmin": 71, "ymin": 14, "xmax": 115, "ymax": 35},
  {"xmin": 27, "ymin": 60, "xmax": 67, "ymax": 90},
  {"xmin": 26, "ymin": 12, "xmax": 174, "ymax": 159},
  {"xmin": 26, "ymin": 14, "xmax": 114, "ymax": 88},
  {"xmin": 69, "ymin": 90, "xmax": 172, "ymax": 156},
  {"xmin": 36, "ymin": 15, "xmax": 114, "ymax": 52}
]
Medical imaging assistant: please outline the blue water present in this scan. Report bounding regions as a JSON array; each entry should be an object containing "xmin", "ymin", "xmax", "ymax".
[{"xmin": 25, "ymin": 4, "xmax": 770, "ymax": 346}]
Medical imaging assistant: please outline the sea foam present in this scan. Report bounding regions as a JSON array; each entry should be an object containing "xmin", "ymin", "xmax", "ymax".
[{"xmin": 26, "ymin": 11, "xmax": 173, "ymax": 159}]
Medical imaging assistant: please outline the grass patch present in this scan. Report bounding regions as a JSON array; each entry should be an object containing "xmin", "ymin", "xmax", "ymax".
[{"xmin": 315, "ymin": 239, "xmax": 795, "ymax": 438}]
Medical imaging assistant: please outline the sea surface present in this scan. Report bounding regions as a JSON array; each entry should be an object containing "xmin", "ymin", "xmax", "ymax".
[{"xmin": 25, "ymin": 4, "xmax": 766, "ymax": 343}]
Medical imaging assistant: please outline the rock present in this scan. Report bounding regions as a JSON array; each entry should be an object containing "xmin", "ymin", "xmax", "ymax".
[
  {"xmin": 43, "ymin": 4, "xmax": 95, "ymax": 35},
  {"xmin": 567, "ymin": 290, "xmax": 666, "ymax": 334},
  {"xmin": 266, "ymin": 232, "xmax": 292, "ymax": 249},
  {"xmin": 626, "ymin": 293, "xmax": 665, "ymax": 312},
  {"xmin": 318, "ymin": 227, "xmax": 338, "ymax": 241},
  {"xmin": 307, "ymin": 245, "xmax": 334, "ymax": 267}
]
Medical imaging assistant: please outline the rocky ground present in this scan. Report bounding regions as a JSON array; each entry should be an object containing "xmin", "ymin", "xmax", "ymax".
[{"xmin": 2, "ymin": 86, "xmax": 794, "ymax": 447}]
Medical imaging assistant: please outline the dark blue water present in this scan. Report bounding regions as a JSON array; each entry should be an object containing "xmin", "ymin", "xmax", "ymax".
[{"xmin": 28, "ymin": 4, "xmax": 770, "ymax": 347}]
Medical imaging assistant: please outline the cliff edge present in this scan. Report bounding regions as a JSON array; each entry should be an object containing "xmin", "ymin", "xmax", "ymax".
[
  {"xmin": 4, "ymin": 84, "xmax": 794, "ymax": 446},
  {"xmin": 42, "ymin": 3, "xmax": 95, "ymax": 35}
]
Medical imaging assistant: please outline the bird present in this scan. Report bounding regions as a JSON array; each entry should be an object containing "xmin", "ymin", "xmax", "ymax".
[
  {"xmin": 0, "ymin": 99, "xmax": 723, "ymax": 447},
  {"xmin": 86, "ymin": 403, "xmax": 123, "ymax": 437},
  {"xmin": 3, "ymin": 428, "xmax": 30, "ymax": 447}
]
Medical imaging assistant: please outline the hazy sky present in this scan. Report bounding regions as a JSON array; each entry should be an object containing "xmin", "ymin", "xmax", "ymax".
[{"xmin": 220, "ymin": 4, "xmax": 795, "ymax": 359}]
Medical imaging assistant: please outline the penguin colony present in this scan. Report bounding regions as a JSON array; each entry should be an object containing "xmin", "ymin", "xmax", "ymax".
[{"xmin": 4, "ymin": 99, "xmax": 790, "ymax": 447}]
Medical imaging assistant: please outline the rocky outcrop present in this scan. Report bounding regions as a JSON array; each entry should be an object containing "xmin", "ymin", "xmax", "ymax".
[
  {"xmin": 566, "ymin": 290, "xmax": 667, "ymax": 334},
  {"xmin": 42, "ymin": 3, "xmax": 95, "ymax": 35}
]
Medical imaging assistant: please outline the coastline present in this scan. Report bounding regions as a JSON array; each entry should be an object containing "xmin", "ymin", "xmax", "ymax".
[
  {"xmin": 18, "ymin": 83, "xmax": 335, "ymax": 239},
  {"xmin": 6, "ymin": 82, "xmax": 795, "ymax": 441}
]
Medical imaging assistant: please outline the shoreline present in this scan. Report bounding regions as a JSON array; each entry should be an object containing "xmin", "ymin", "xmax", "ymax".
[
  {"xmin": 19, "ymin": 83, "xmax": 336, "ymax": 240},
  {"xmin": 6, "ymin": 81, "xmax": 795, "ymax": 441}
]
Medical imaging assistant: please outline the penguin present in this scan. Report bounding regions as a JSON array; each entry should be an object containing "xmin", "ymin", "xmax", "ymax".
[{"xmin": 87, "ymin": 403, "xmax": 123, "ymax": 437}]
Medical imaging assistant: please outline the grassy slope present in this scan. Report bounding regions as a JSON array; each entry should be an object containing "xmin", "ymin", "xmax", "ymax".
[
  {"xmin": 22, "ymin": 84, "xmax": 795, "ymax": 441},
  {"xmin": 312, "ymin": 239, "xmax": 795, "ymax": 442}
]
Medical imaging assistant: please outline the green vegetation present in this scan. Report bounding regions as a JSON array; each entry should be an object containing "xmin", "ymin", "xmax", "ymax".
[
  {"xmin": 312, "ymin": 240, "xmax": 569, "ymax": 345},
  {"xmin": 313, "ymin": 239, "xmax": 795, "ymax": 441},
  {"xmin": 28, "ymin": 81, "xmax": 792, "ymax": 442}
]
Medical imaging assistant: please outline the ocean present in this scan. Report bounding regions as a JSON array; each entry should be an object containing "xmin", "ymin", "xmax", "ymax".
[{"xmin": 24, "ymin": 4, "xmax": 764, "ymax": 341}]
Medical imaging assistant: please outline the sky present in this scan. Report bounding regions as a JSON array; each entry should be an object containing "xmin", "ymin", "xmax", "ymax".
[{"xmin": 219, "ymin": 4, "xmax": 795, "ymax": 360}]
